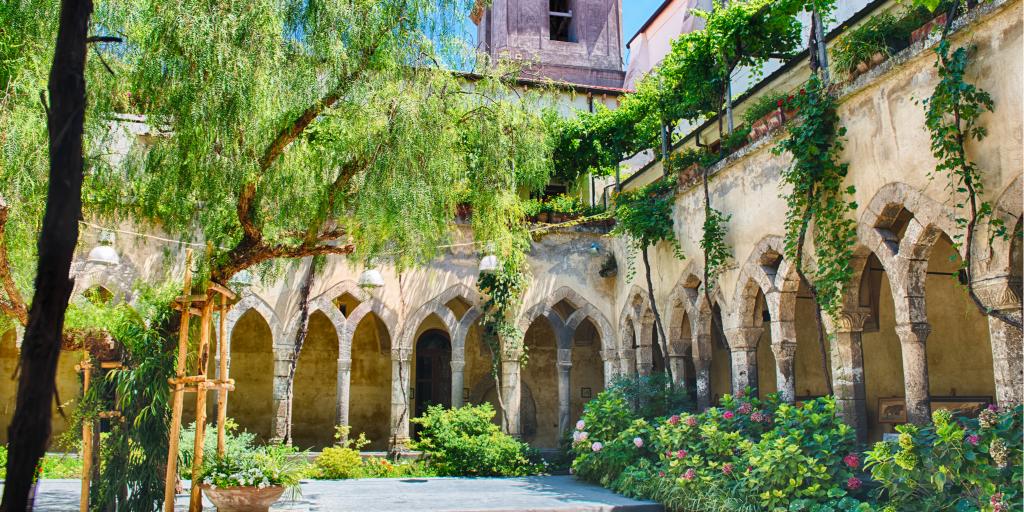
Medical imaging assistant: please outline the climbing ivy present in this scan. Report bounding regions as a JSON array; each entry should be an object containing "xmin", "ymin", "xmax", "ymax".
[
  {"xmin": 774, "ymin": 75, "xmax": 857, "ymax": 321},
  {"xmin": 700, "ymin": 206, "xmax": 733, "ymax": 291},
  {"xmin": 922, "ymin": 36, "xmax": 1020, "ymax": 329}
]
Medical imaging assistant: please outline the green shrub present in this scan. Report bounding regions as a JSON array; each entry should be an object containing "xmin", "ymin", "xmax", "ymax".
[
  {"xmin": 312, "ymin": 425, "xmax": 370, "ymax": 479},
  {"xmin": 201, "ymin": 443, "xmax": 307, "ymax": 491},
  {"xmin": 411, "ymin": 403, "xmax": 544, "ymax": 477},
  {"xmin": 865, "ymin": 405, "xmax": 1022, "ymax": 511},
  {"xmin": 179, "ymin": 418, "xmax": 257, "ymax": 478},
  {"xmin": 831, "ymin": 11, "xmax": 900, "ymax": 76},
  {"xmin": 0, "ymin": 444, "xmax": 6, "ymax": 478},
  {"xmin": 39, "ymin": 453, "xmax": 84, "ymax": 479},
  {"xmin": 741, "ymin": 90, "xmax": 792, "ymax": 126}
]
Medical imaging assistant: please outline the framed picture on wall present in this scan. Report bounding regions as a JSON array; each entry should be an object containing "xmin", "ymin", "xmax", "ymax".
[
  {"xmin": 877, "ymin": 397, "xmax": 907, "ymax": 423},
  {"xmin": 930, "ymin": 396, "xmax": 992, "ymax": 418}
]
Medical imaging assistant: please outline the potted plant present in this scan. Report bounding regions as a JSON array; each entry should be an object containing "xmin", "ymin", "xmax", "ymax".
[
  {"xmin": 831, "ymin": 12, "xmax": 899, "ymax": 81},
  {"xmin": 200, "ymin": 444, "xmax": 306, "ymax": 512}
]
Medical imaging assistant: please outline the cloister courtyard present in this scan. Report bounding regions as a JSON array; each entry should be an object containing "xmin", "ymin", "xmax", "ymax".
[{"xmin": 1, "ymin": 0, "xmax": 1021, "ymax": 511}]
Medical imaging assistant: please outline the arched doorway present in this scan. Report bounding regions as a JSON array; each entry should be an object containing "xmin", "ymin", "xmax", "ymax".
[
  {"xmin": 228, "ymin": 309, "xmax": 275, "ymax": 441},
  {"xmin": 414, "ymin": 329, "xmax": 452, "ymax": 436},
  {"xmin": 292, "ymin": 311, "xmax": 339, "ymax": 449},
  {"xmin": 710, "ymin": 303, "xmax": 731, "ymax": 405},
  {"xmin": 349, "ymin": 311, "xmax": 392, "ymax": 450},
  {"xmin": 571, "ymin": 318, "xmax": 605, "ymax": 424}
]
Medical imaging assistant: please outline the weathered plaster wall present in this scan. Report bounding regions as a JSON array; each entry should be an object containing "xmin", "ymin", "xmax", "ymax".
[
  {"xmin": 571, "ymin": 319, "xmax": 605, "ymax": 423},
  {"xmin": 292, "ymin": 312, "xmax": 338, "ymax": 449}
]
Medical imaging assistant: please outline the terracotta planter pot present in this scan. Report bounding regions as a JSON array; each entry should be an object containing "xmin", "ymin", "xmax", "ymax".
[
  {"xmin": 537, "ymin": 212, "xmax": 550, "ymax": 223},
  {"xmin": 870, "ymin": 51, "xmax": 886, "ymax": 65},
  {"xmin": 856, "ymin": 61, "xmax": 870, "ymax": 74},
  {"xmin": 911, "ymin": 13, "xmax": 947, "ymax": 44},
  {"xmin": 201, "ymin": 485, "xmax": 286, "ymax": 512}
]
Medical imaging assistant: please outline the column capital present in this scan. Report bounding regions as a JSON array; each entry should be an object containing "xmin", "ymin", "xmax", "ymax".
[
  {"xmin": 693, "ymin": 356, "xmax": 711, "ymax": 371},
  {"xmin": 826, "ymin": 309, "xmax": 871, "ymax": 334},
  {"xmin": 619, "ymin": 347, "xmax": 636, "ymax": 359},
  {"xmin": 557, "ymin": 348, "xmax": 572, "ymax": 368},
  {"xmin": 895, "ymin": 322, "xmax": 931, "ymax": 345},
  {"xmin": 725, "ymin": 326, "xmax": 762, "ymax": 351},
  {"xmin": 391, "ymin": 347, "xmax": 412, "ymax": 361},
  {"xmin": 600, "ymin": 349, "xmax": 619, "ymax": 361},
  {"xmin": 450, "ymin": 359, "xmax": 466, "ymax": 372},
  {"xmin": 337, "ymin": 358, "xmax": 353, "ymax": 371},
  {"xmin": 973, "ymin": 275, "xmax": 1023, "ymax": 312},
  {"xmin": 770, "ymin": 341, "xmax": 797, "ymax": 361}
]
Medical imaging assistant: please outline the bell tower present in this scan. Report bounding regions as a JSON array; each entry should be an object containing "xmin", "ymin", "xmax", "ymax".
[{"xmin": 473, "ymin": 0, "xmax": 626, "ymax": 89}]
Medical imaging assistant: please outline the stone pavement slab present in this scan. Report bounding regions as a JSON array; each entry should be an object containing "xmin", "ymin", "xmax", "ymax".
[{"xmin": 4, "ymin": 476, "xmax": 663, "ymax": 511}]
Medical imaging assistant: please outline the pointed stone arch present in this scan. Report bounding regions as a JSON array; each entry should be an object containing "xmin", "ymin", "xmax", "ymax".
[{"xmin": 226, "ymin": 291, "xmax": 282, "ymax": 347}]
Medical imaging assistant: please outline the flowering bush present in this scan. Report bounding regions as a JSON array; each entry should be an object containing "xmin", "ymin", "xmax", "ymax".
[
  {"xmin": 411, "ymin": 403, "xmax": 544, "ymax": 477},
  {"xmin": 571, "ymin": 385, "xmax": 869, "ymax": 511},
  {"xmin": 312, "ymin": 425, "xmax": 370, "ymax": 479},
  {"xmin": 865, "ymin": 405, "xmax": 1022, "ymax": 511},
  {"xmin": 201, "ymin": 444, "xmax": 306, "ymax": 491}
]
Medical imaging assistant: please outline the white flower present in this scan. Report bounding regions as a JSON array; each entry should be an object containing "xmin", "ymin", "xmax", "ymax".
[
  {"xmin": 633, "ymin": 437, "xmax": 644, "ymax": 448},
  {"xmin": 576, "ymin": 420, "xmax": 585, "ymax": 430}
]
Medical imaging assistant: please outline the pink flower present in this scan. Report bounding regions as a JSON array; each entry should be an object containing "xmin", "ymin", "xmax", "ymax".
[
  {"xmin": 576, "ymin": 420, "xmax": 585, "ymax": 430},
  {"xmin": 668, "ymin": 415, "xmax": 680, "ymax": 425},
  {"xmin": 843, "ymin": 453, "xmax": 860, "ymax": 469},
  {"xmin": 591, "ymin": 442, "xmax": 603, "ymax": 452},
  {"xmin": 683, "ymin": 468, "xmax": 696, "ymax": 481},
  {"xmin": 676, "ymin": 449, "xmax": 687, "ymax": 459},
  {"xmin": 987, "ymin": 404, "xmax": 999, "ymax": 412},
  {"xmin": 722, "ymin": 463, "xmax": 734, "ymax": 475},
  {"xmin": 738, "ymin": 402, "xmax": 753, "ymax": 414},
  {"xmin": 750, "ymin": 411, "xmax": 764, "ymax": 423},
  {"xmin": 846, "ymin": 477, "xmax": 862, "ymax": 490},
  {"xmin": 723, "ymin": 411, "xmax": 735, "ymax": 420},
  {"xmin": 736, "ymin": 390, "xmax": 745, "ymax": 398},
  {"xmin": 967, "ymin": 434, "xmax": 980, "ymax": 446},
  {"xmin": 658, "ymin": 471, "xmax": 666, "ymax": 478},
  {"xmin": 633, "ymin": 437, "xmax": 644, "ymax": 448},
  {"xmin": 685, "ymin": 416, "xmax": 698, "ymax": 427},
  {"xmin": 991, "ymin": 492, "xmax": 1004, "ymax": 512}
]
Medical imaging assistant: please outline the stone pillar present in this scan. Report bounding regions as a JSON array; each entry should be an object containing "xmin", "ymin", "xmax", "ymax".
[
  {"xmin": 557, "ymin": 348, "xmax": 572, "ymax": 437},
  {"xmin": 270, "ymin": 348, "xmax": 295, "ymax": 442},
  {"xmin": 668, "ymin": 355, "xmax": 688, "ymax": 389},
  {"xmin": 895, "ymin": 322, "xmax": 931, "ymax": 425},
  {"xmin": 601, "ymin": 349, "xmax": 619, "ymax": 386},
  {"xmin": 976, "ymin": 277, "xmax": 1023, "ymax": 407},
  {"xmin": 771, "ymin": 341, "xmax": 797, "ymax": 403},
  {"xmin": 829, "ymin": 311, "xmax": 869, "ymax": 443},
  {"xmin": 694, "ymin": 356, "xmax": 712, "ymax": 410},
  {"xmin": 500, "ymin": 349, "xmax": 523, "ymax": 438},
  {"xmin": 637, "ymin": 345, "xmax": 653, "ymax": 377},
  {"xmin": 389, "ymin": 347, "xmax": 413, "ymax": 450},
  {"xmin": 726, "ymin": 327, "xmax": 762, "ymax": 396},
  {"xmin": 620, "ymin": 348, "xmax": 637, "ymax": 378},
  {"xmin": 451, "ymin": 359, "xmax": 466, "ymax": 408},
  {"xmin": 336, "ymin": 357, "xmax": 352, "ymax": 428}
]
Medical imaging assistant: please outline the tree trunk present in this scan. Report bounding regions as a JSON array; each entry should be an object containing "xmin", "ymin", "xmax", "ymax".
[
  {"xmin": 283, "ymin": 259, "xmax": 317, "ymax": 445},
  {"xmin": 1, "ymin": 1, "xmax": 92, "ymax": 509},
  {"xmin": 641, "ymin": 246, "xmax": 673, "ymax": 386}
]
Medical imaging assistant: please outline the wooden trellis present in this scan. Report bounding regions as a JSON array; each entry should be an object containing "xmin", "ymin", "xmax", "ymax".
[
  {"xmin": 162, "ymin": 250, "xmax": 238, "ymax": 512},
  {"xmin": 75, "ymin": 354, "xmax": 123, "ymax": 512}
]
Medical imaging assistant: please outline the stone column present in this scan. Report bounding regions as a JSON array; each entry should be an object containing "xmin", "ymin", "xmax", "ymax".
[
  {"xmin": 637, "ymin": 346, "xmax": 653, "ymax": 377},
  {"xmin": 389, "ymin": 347, "xmax": 413, "ymax": 450},
  {"xmin": 895, "ymin": 322, "xmax": 931, "ymax": 425},
  {"xmin": 270, "ymin": 348, "xmax": 295, "ymax": 442},
  {"xmin": 668, "ymin": 355, "xmax": 689, "ymax": 389},
  {"xmin": 600, "ymin": 349, "xmax": 619, "ymax": 386},
  {"xmin": 557, "ymin": 348, "xmax": 572, "ymax": 437},
  {"xmin": 771, "ymin": 341, "xmax": 797, "ymax": 403},
  {"xmin": 828, "ymin": 311, "xmax": 869, "ymax": 443},
  {"xmin": 500, "ymin": 348, "xmax": 523, "ymax": 438},
  {"xmin": 726, "ymin": 327, "xmax": 762, "ymax": 396},
  {"xmin": 336, "ymin": 357, "xmax": 352, "ymax": 428},
  {"xmin": 976, "ymin": 277, "xmax": 1023, "ymax": 407},
  {"xmin": 450, "ymin": 359, "xmax": 466, "ymax": 408},
  {"xmin": 619, "ymin": 348, "xmax": 637, "ymax": 377},
  {"xmin": 694, "ymin": 356, "xmax": 712, "ymax": 410}
]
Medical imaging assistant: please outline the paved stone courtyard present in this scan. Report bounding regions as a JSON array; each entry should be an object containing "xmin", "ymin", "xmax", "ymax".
[{"xmin": 5, "ymin": 476, "xmax": 663, "ymax": 511}]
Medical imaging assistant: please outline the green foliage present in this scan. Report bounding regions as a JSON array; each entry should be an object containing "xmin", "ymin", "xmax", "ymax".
[
  {"xmin": 522, "ymin": 194, "xmax": 604, "ymax": 219},
  {"xmin": 411, "ymin": 404, "xmax": 545, "ymax": 477},
  {"xmin": 0, "ymin": 444, "xmax": 5, "ymax": 478},
  {"xmin": 830, "ymin": 11, "xmax": 899, "ymax": 77},
  {"xmin": 37, "ymin": 453, "xmax": 84, "ymax": 479},
  {"xmin": 921, "ymin": 40, "xmax": 1005, "ymax": 268},
  {"xmin": 742, "ymin": 91, "xmax": 795, "ymax": 126},
  {"xmin": 864, "ymin": 406, "xmax": 1022, "ymax": 511},
  {"xmin": 572, "ymin": 390, "xmax": 868, "ymax": 511},
  {"xmin": 700, "ymin": 207, "xmax": 733, "ymax": 290},
  {"xmin": 201, "ymin": 443, "xmax": 308, "ymax": 491},
  {"xmin": 612, "ymin": 177, "xmax": 684, "ymax": 279},
  {"xmin": 773, "ymin": 76, "xmax": 857, "ymax": 320},
  {"xmin": 312, "ymin": 425, "xmax": 370, "ymax": 479},
  {"xmin": 179, "ymin": 419, "xmax": 259, "ymax": 478}
]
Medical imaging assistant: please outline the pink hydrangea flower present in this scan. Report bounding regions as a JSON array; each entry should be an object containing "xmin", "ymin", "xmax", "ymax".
[
  {"xmin": 683, "ymin": 468, "xmax": 696, "ymax": 481},
  {"xmin": 576, "ymin": 420, "xmax": 586, "ymax": 430},
  {"xmin": 723, "ymin": 411, "xmax": 735, "ymax": 420},
  {"xmin": 633, "ymin": 437, "xmax": 644, "ymax": 448},
  {"xmin": 736, "ymin": 390, "xmax": 745, "ymax": 398},
  {"xmin": 722, "ymin": 463, "xmax": 734, "ymax": 475},
  {"xmin": 668, "ymin": 415, "xmax": 680, "ymax": 425},
  {"xmin": 658, "ymin": 471, "xmax": 666, "ymax": 478},
  {"xmin": 750, "ymin": 411, "xmax": 764, "ymax": 423},
  {"xmin": 843, "ymin": 453, "xmax": 860, "ymax": 469},
  {"xmin": 685, "ymin": 416, "xmax": 698, "ymax": 427},
  {"xmin": 738, "ymin": 402, "xmax": 752, "ymax": 414},
  {"xmin": 591, "ymin": 442, "xmax": 603, "ymax": 452},
  {"xmin": 967, "ymin": 434, "xmax": 980, "ymax": 446},
  {"xmin": 676, "ymin": 449, "xmax": 687, "ymax": 459},
  {"xmin": 847, "ymin": 477, "xmax": 862, "ymax": 490}
]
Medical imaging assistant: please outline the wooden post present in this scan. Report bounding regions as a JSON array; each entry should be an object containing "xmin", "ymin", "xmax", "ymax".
[
  {"xmin": 163, "ymin": 249, "xmax": 193, "ymax": 512},
  {"xmin": 77, "ymin": 353, "xmax": 93, "ymax": 512},
  {"xmin": 188, "ymin": 296, "xmax": 215, "ymax": 511},
  {"xmin": 216, "ymin": 297, "xmax": 229, "ymax": 456}
]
